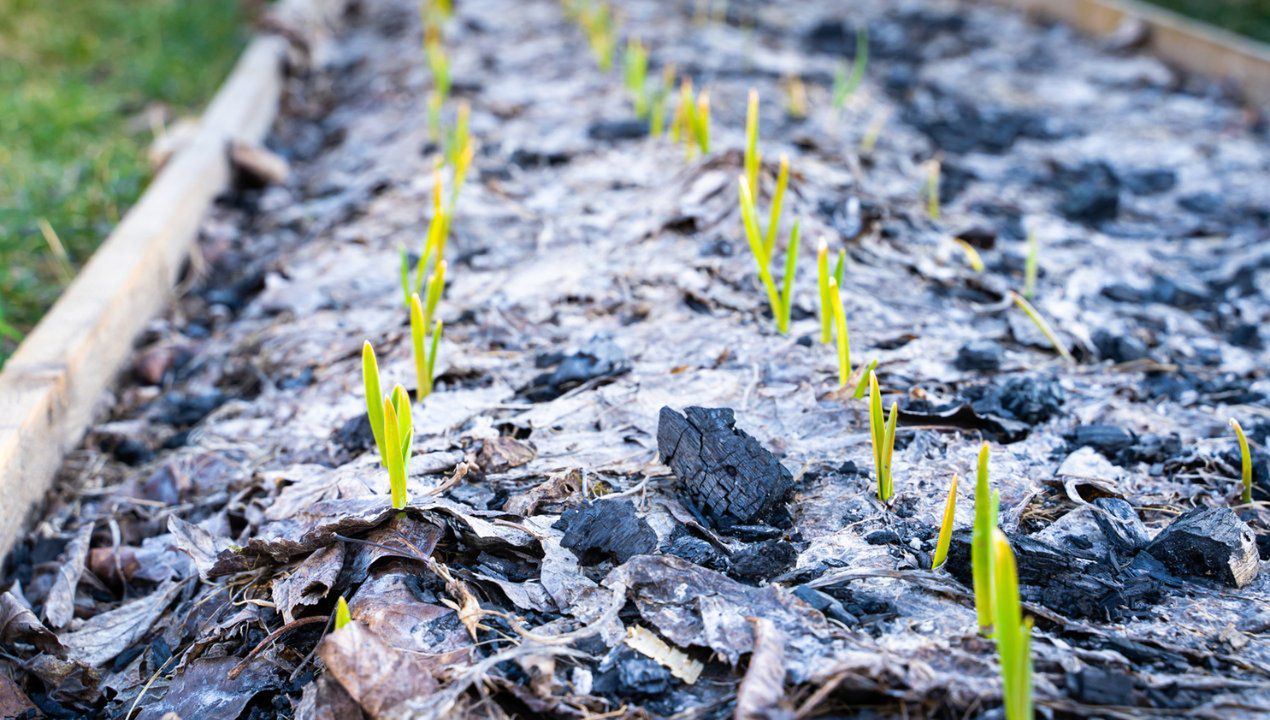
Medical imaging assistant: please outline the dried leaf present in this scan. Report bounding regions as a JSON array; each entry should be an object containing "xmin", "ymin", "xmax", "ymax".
[
  {"xmin": 61, "ymin": 581, "xmax": 179, "ymax": 667},
  {"xmin": 169, "ymin": 516, "xmax": 235, "ymax": 581},
  {"xmin": 134, "ymin": 655, "xmax": 281, "ymax": 720},
  {"xmin": 0, "ymin": 666, "xmax": 36, "ymax": 717},
  {"xmin": 734, "ymin": 617, "xmax": 792, "ymax": 720},
  {"xmin": 319, "ymin": 623, "xmax": 441, "ymax": 716},
  {"xmin": 45, "ymin": 523, "xmax": 95, "ymax": 629},
  {"xmin": 272, "ymin": 543, "xmax": 346, "ymax": 623},
  {"xmin": 0, "ymin": 591, "xmax": 63, "ymax": 656}
]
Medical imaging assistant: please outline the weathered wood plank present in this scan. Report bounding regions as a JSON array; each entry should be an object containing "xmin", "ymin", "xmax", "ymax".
[{"xmin": 0, "ymin": 36, "xmax": 287, "ymax": 558}]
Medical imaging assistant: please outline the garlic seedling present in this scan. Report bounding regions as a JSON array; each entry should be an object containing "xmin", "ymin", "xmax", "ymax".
[
  {"xmin": 972, "ymin": 442, "xmax": 1000, "ymax": 632},
  {"xmin": 1230, "ymin": 418, "xmax": 1254, "ymax": 504},
  {"xmin": 868, "ymin": 370, "xmax": 897, "ymax": 501},
  {"xmin": 1010, "ymin": 291, "xmax": 1075, "ymax": 364},
  {"xmin": 383, "ymin": 384, "xmax": 413, "ymax": 509},
  {"xmin": 832, "ymin": 28, "xmax": 869, "ymax": 110},
  {"xmin": 932, "ymin": 473, "xmax": 958, "ymax": 569},
  {"xmin": 993, "ymin": 530, "xmax": 1034, "ymax": 720}
]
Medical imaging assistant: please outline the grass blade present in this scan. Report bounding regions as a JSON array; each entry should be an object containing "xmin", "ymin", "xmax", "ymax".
[
  {"xmin": 1022, "ymin": 227, "xmax": 1039, "ymax": 299},
  {"xmin": 817, "ymin": 240, "xmax": 832, "ymax": 344},
  {"xmin": 828, "ymin": 277, "xmax": 851, "ymax": 387},
  {"xmin": 763, "ymin": 154, "xmax": 789, "ymax": 262},
  {"xmin": 972, "ymin": 442, "xmax": 995, "ymax": 631},
  {"xmin": 383, "ymin": 394, "xmax": 407, "ymax": 509},
  {"xmin": 745, "ymin": 89, "xmax": 760, "ymax": 198},
  {"xmin": 779, "ymin": 219, "xmax": 800, "ymax": 333},
  {"xmin": 738, "ymin": 176, "xmax": 783, "ymax": 329},
  {"xmin": 334, "ymin": 596, "xmax": 352, "ymax": 630}
]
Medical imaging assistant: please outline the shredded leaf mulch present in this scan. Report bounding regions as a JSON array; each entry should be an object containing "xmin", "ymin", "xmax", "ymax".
[{"xmin": 2, "ymin": 0, "xmax": 1269, "ymax": 718}]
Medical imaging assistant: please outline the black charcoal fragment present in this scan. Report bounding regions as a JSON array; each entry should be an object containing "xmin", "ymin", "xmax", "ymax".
[
  {"xmin": 1091, "ymin": 498, "xmax": 1150, "ymax": 553},
  {"xmin": 587, "ymin": 118, "xmax": 648, "ymax": 141},
  {"xmin": 793, "ymin": 586, "xmax": 858, "ymax": 626},
  {"xmin": 1067, "ymin": 667, "xmax": 1135, "ymax": 706},
  {"xmin": 658, "ymin": 406, "xmax": 793, "ymax": 530},
  {"xmin": 555, "ymin": 499, "xmax": 657, "ymax": 566},
  {"xmin": 1054, "ymin": 161, "xmax": 1120, "ymax": 224},
  {"xmin": 520, "ymin": 334, "xmax": 630, "ymax": 402},
  {"xmin": 1070, "ymin": 424, "xmax": 1135, "ymax": 457},
  {"xmin": 664, "ymin": 533, "xmax": 729, "ymax": 572},
  {"xmin": 728, "ymin": 540, "xmax": 797, "ymax": 583},
  {"xmin": 1144, "ymin": 507, "xmax": 1259, "ymax": 588},
  {"xmin": 955, "ymin": 339, "xmax": 1004, "ymax": 372}
]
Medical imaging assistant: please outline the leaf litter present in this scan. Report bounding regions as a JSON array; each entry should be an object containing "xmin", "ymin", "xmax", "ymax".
[{"xmin": 1, "ymin": 0, "xmax": 1269, "ymax": 717}]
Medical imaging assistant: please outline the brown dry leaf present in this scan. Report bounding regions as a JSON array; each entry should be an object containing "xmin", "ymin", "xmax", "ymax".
[
  {"xmin": 319, "ymin": 622, "xmax": 441, "ymax": 716},
  {"xmin": 0, "ymin": 667, "xmax": 35, "ymax": 718},
  {"xmin": 474, "ymin": 436, "xmax": 536, "ymax": 475},
  {"xmin": 350, "ymin": 572, "xmax": 473, "ymax": 659},
  {"xmin": 45, "ymin": 523, "xmax": 95, "ymax": 629},
  {"xmin": 61, "ymin": 580, "xmax": 179, "ymax": 667},
  {"xmin": 734, "ymin": 617, "xmax": 792, "ymax": 720},
  {"xmin": 426, "ymin": 560, "xmax": 484, "ymax": 641},
  {"xmin": 272, "ymin": 542, "xmax": 345, "ymax": 623},
  {"xmin": 0, "ymin": 591, "xmax": 63, "ymax": 656},
  {"xmin": 295, "ymin": 675, "xmax": 367, "ymax": 720}
]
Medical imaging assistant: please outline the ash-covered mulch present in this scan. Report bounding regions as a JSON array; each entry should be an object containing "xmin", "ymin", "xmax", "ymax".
[{"xmin": 3, "ymin": 0, "xmax": 1269, "ymax": 717}]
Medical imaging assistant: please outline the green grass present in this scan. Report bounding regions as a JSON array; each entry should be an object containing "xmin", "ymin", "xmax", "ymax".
[
  {"xmin": 1144, "ymin": 0, "xmax": 1270, "ymax": 44},
  {"xmin": 0, "ymin": 0, "xmax": 248, "ymax": 366}
]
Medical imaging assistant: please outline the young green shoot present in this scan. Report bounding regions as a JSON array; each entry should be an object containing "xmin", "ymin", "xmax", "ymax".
[
  {"xmin": 670, "ymin": 79, "xmax": 710, "ymax": 157},
  {"xmin": 925, "ymin": 159, "xmax": 941, "ymax": 221},
  {"xmin": 832, "ymin": 28, "xmax": 869, "ymax": 110},
  {"xmin": 581, "ymin": 2, "xmax": 616, "ymax": 72},
  {"xmin": 648, "ymin": 65, "xmax": 675, "ymax": 136},
  {"xmin": 763, "ymin": 154, "xmax": 790, "ymax": 261},
  {"xmin": 972, "ymin": 442, "xmax": 999, "ymax": 632},
  {"xmin": 744, "ymin": 89, "xmax": 760, "ymax": 198},
  {"xmin": 382, "ymin": 384, "xmax": 413, "ymax": 509},
  {"xmin": 1230, "ymin": 418, "xmax": 1254, "ymax": 505},
  {"xmin": 334, "ymin": 596, "xmax": 352, "ymax": 630},
  {"xmin": 624, "ymin": 38, "xmax": 649, "ymax": 118},
  {"xmin": 1010, "ymin": 291, "xmax": 1075, "ymax": 364},
  {"xmin": 827, "ymin": 277, "xmax": 852, "ymax": 388},
  {"xmin": 444, "ymin": 100, "xmax": 471, "ymax": 171},
  {"xmin": 860, "ymin": 108, "xmax": 889, "ymax": 155},
  {"xmin": 410, "ymin": 290, "xmax": 445, "ymax": 402},
  {"xmin": 953, "ymin": 238, "xmax": 984, "ymax": 273},
  {"xmin": 738, "ymin": 176, "xmax": 798, "ymax": 334},
  {"xmin": 993, "ymin": 530, "xmax": 1034, "ymax": 720},
  {"xmin": 868, "ymin": 371, "xmax": 898, "ymax": 502},
  {"xmin": 363, "ymin": 341, "xmax": 387, "ymax": 466},
  {"xmin": 816, "ymin": 239, "xmax": 845, "ymax": 344},
  {"xmin": 1022, "ymin": 227, "xmax": 1039, "ymax": 299},
  {"xmin": 785, "ymin": 75, "xmax": 808, "ymax": 119},
  {"xmin": 932, "ymin": 473, "xmax": 958, "ymax": 569},
  {"xmin": 851, "ymin": 358, "xmax": 877, "ymax": 400}
]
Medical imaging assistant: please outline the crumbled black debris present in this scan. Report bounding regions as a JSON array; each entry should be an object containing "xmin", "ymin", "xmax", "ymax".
[
  {"xmin": 1052, "ymin": 160, "xmax": 1120, "ymax": 224},
  {"xmin": 1069, "ymin": 424, "xmax": 1135, "ymax": 458},
  {"xmin": 519, "ymin": 334, "xmax": 630, "ymax": 402},
  {"xmin": 587, "ymin": 118, "xmax": 649, "ymax": 141},
  {"xmin": 555, "ymin": 499, "xmax": 658, "ymax": 566},
  {"xmin": 728, "ymin": 540, "xmax": 798, "ymax": 583},
  {"xmin": 657, "ymin": 406, "xmax": 793, "ymax": 530}
]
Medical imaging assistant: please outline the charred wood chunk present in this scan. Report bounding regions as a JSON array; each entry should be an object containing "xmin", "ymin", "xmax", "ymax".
[
  {"xmin": 1144, "ymin": 507, "xmax": 1260, "ymax": 588},
  {"xmin": 945, "ymin": 529, "xmax": 1155, "ymax": 619},
  {"xmin": 556, "ymin": 499, "xmax": 657, "ymax": 566},
  {"xmin": 520, "ymin": 334, "xmax": 630, "ymax": 402},
  {"xmin": 657, "ymin": 406, "xmax": 792, "ymax": 529},
  {"xmin": 1091, "ymin": 498, "xmax": 1150, "ymax": 553},
  {"xmin": 728, "ymin": 540, "xmax": 797, "ymax": 584}
]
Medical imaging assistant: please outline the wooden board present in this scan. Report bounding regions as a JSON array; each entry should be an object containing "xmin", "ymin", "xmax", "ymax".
[
  {"xmin": 997, "ymin": 0, "xmax": 1270, "ymax": 108},
  {"xmin": 0, "ymin": 36, "xmax": 287, "ymax": 558}
]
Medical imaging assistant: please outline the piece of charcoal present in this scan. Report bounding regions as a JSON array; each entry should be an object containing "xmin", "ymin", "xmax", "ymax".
[
  {"xmin": 587, "ymin": 118, "xmax": 648, "ymax": 141},
  {"xmin": 657, "ymin": 406, "xmax": 793, "ymax": 529},
  {"xmin": 664, "ymin": 534, "xmax": 729, "ymax": 572},
  {"xmin": 793, "ymin": 586, "xmax": 859, "ymax": 626},
  {"xmin": 1091, "ymin": 498, "xmax": 1150, "ymax": 553},
  {"xmin": 593, "ymin": 647, "xmax": 672, "ymax": 698},
  {"xmin": 728, "ymin": 540, "xmax": 797, "ymax": 583},
  {"xmin": 1067, "ymin": 667, "xmax": 1135, "ymax": 706},
  {"xmin": 520, "ymin": 334, "xmax": 630, "ymax": 402},
  {"xmin": 1054, "ymin": 161, "xmax": 1120, "ymax": 224},
  {"xmin": 1144, "ymin": 507, "xmax": 1260, "ymax": 588},
  {"xmin": 555, "ymin": 499, "xmax": 657, "ymax": 566},
  {"xmin": 1070, "ymin": 424, "xmax": 1135, "ymax": 457},
  {"xmin": 955, "ymin": 339, "xmax": 1004, "ymax": 372}
]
